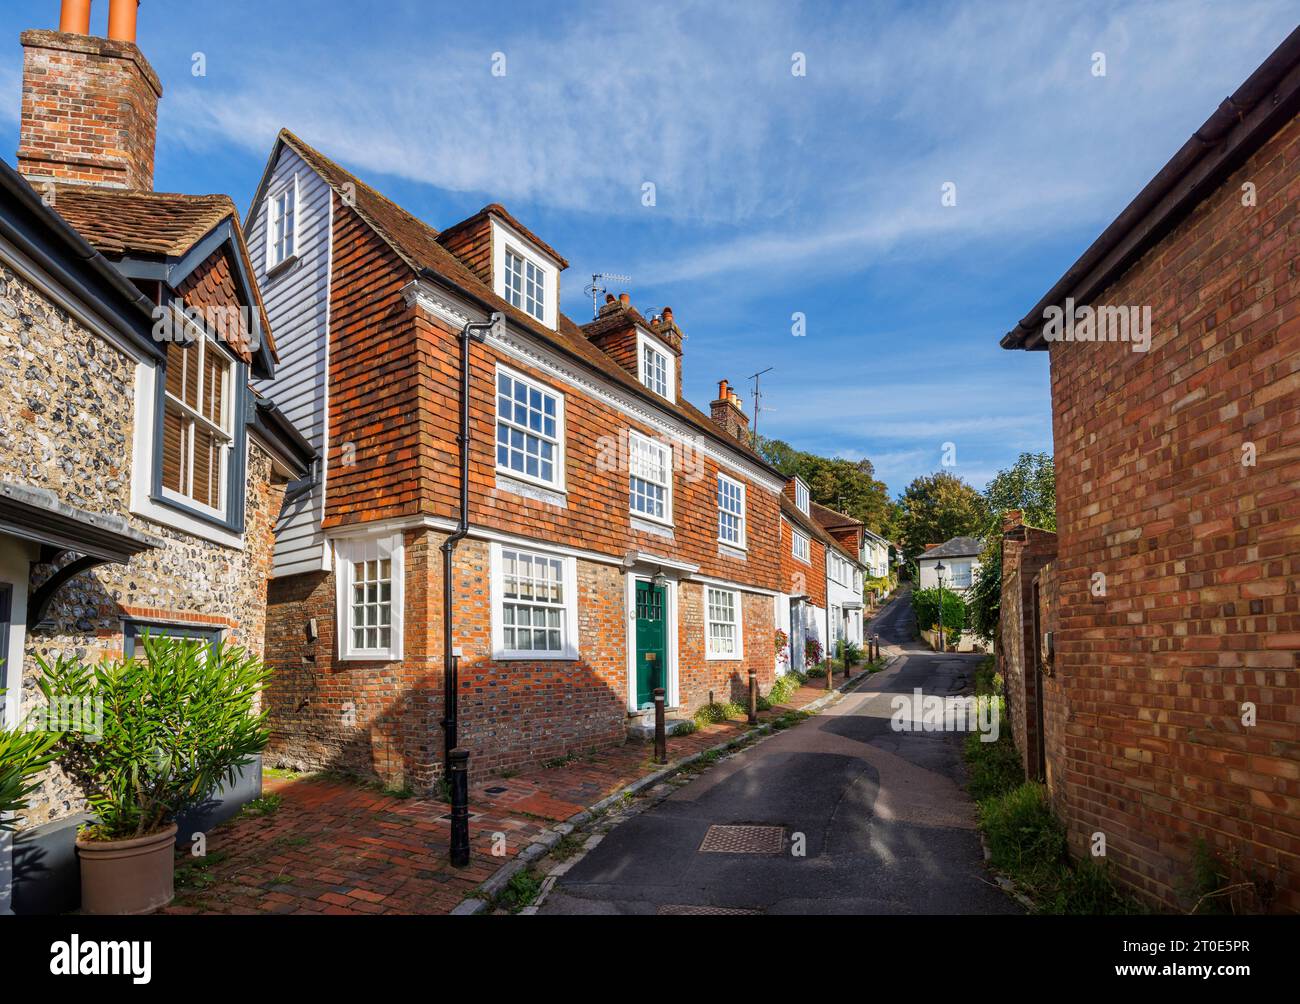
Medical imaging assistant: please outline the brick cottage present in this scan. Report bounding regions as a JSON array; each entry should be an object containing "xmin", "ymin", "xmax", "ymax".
[
  {"xmin": 0, "ymin": 1, "xmax": 313, "ymax": 913},
  {"xmin": 1000, "ymin": 26, "xmax": 1300, "ymax": 911},
  {"xmin": 244, "ymin": 131, "xmax": 866, "ymax": 786}
]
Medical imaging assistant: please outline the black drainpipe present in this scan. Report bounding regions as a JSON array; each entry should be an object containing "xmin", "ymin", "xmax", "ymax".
[{"xmin": 421, "ymin": 267, "xmax": 502, "ymax": 771}]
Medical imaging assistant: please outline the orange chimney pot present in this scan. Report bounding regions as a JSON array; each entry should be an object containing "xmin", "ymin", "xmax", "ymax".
[
  {"xmin": 107, "ymin": 0, "xmax": 139, "ymax": 43},
  {"xmin": 60, "ymin": 0, "xmax": 92, "ymax": 34}
]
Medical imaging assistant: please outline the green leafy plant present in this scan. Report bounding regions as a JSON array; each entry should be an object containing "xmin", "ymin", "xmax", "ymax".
[
  {"xmin": 693, "ymin": 701, "xmax": 744, "ymax": 728},
  {"xmin": 962, "ymin": 711, "xmax": 1023, "ymax": 802},
  {"xmin": 764, "ymin": 670, "xmax": 805, "ymax": 708},
  {"xmin": 0, "ymin": 689, "xmax": 58, "ymax": 832},
  {"xmin": 912, "ymin": 587, "xmax": 967, "ymax": 638},
  {"xmin": 36, "ymin": 637, "xmax": 270, "ymax": 841},
  {"xmin": 804, "ymin": 637, "xmax": 823, "ymax": 666}
]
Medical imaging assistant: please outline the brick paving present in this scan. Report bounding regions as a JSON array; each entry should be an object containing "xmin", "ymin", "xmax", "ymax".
[{"xmin": 163, "ymin": 666, "xmax": 866, "ymax": 916}]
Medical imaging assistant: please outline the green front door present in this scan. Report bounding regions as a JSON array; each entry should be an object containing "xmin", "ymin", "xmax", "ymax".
[{"xmin": 635, "ymin": 580, "xmax": 667, "ymax": 709}]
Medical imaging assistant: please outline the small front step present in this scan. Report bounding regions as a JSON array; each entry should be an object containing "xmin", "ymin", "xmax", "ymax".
[{"xmin": 626, "ymin": 710, "xmax": 693, "ymax": 741}]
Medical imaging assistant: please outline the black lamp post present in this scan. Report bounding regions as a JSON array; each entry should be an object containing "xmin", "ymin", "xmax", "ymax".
[{"xmin": 935, "ymin": 561, "xmax": 946, "ymax": 653}]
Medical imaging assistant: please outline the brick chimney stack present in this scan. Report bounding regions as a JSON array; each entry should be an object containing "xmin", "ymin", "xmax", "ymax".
[
  {"xmin": 18, "ymin": 1, "xmax": 161, "ymax": 191},
  {"xmin": 710, "ymin": 379, "xmax": 751, "ymax": 444}
]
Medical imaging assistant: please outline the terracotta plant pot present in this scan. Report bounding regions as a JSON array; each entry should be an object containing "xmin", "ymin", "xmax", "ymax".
[{"xmin": 76, "ymin": 822, "xmax": 177, "ymax": 915}]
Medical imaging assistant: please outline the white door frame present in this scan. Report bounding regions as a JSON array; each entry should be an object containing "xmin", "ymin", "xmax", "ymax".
[{"xmin": 623, "ymin": 571, "xmax": 679, "ymax": 712}]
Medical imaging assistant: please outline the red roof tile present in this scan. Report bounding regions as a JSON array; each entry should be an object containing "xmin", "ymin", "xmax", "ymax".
[{"xmin": 276, "ymin": 129, "xmax": 778, "ymax": 476}]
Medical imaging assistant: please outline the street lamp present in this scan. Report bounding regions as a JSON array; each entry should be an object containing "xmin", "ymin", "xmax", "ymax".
[{"xmin": 935, "ymin": 561, "xmax": 946, "ymax": 653}]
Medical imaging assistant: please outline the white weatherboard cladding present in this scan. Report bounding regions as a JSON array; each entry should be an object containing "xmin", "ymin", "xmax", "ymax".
[{"xmin": 250, "ymin": 146, "xmax": 333, "ymax": 576}]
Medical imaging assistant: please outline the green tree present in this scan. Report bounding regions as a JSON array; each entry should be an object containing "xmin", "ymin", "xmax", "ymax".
[
  {"xmin": 981, "ymin": 451, "xmax": 1056, "ymax": 534},
  {"xmin": 968, "ymin": 452, "xmax": 1057, "ymax": 642},
  {"xmin": 894, "ymin": 471, "xmax": 987, "ymax": 563},
  {"xmin": 756, "ymin": 436, "xmax": 894, "ymax": 536}
]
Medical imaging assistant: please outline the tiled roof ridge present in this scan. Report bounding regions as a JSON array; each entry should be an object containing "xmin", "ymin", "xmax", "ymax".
[{"xmin": 275, "ymin": 129, "xmax": 781, "ymax": 478}]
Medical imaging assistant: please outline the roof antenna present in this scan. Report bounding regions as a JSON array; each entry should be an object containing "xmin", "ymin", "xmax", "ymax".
[
  {"xmin": 748, "ymin": 366, "xmax": 773, "ymax": 448},
  {"xmin": 583, "ymin": 273, "xmax": 632, "ymax": 318}
]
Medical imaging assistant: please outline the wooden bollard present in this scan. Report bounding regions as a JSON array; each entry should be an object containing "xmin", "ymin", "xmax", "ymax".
[
  {"xmin": 747, "ymin": 670, "xmax": 758, "ymax": 724},
  {"xmin": 653, "ymin": 687, "xmax": 667, "ymax": 765}
]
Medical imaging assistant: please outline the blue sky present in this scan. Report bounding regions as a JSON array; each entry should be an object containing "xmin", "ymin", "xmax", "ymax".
[{"xmin": 2, "ymin": 0, "xmax": 1296, "ymax": 495}]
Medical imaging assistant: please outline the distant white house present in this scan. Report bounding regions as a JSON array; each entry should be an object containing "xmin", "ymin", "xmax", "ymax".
[
  {"xmin": 916, "ymin": 537, "xmax": 983, "ymax": 593},
  {"xmin": 861, "ymin": 528, "xmax": 893, "ymax": 578}
]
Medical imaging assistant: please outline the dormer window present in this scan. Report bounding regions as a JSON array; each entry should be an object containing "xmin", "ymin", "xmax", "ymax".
[
  {"xmin": 636, "ymin": 328, "xmax": 676, "ymax": 402},
  {"xmin": 504, "ymin": 247, "xmax": 545, "ymax": 322},
  {"xmin": 795, "ymin": 479, "xmax": 810, "ymax": 515},
  {"xmin": 491, "ymin": 216, "xmax": 558, "ymax": 329}
]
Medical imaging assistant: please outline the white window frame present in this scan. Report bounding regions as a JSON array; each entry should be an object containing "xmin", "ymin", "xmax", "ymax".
[
  {"xmin": 794, "ymin": 479, "xmax": 810, "ymax": 515},
  {"xmin": 628, "ymin": 430, "xmax": 673, "ymax": 526},
  {"xmin": 792, "ymin": 528, "xmax": 810, "ymax": 564},
  {"xmin": 490, "ymin": 542, "xmax": 579, "ymax": 660},
  {"xmin": 950, "ymin": 560, "xmax": 973, "ymax": 589},
  {"xmin": 494, "ymin": 364, "xmax": 566, "ymax": 491},
  {"xmin": 503, "ymin": 245, "xmax": 546, "ymax": 323},
  {"xmin": 717, "ymin": 473, "xmax": 746, "ymax": 548},
  {"xmin": 705, "ymin": 586, "xmax": 744, "ymax": 660},
  {"xmin": 335, "ymin": 532, "xmax": 405, "ymax": 661},
  {"xmin": 265, "ymin": 173, "xmax": 299, "ymax": 271},
  {"xmin": 636, "ymin": 328, "xmax": 676, "ymax": 403},
  {"xmin": 159, "ymin": 330, "xmax": 235, "ymax": 521},
  {"xmin": 491, "ymin": 217, "xmax": 558, "ymax": 330}
]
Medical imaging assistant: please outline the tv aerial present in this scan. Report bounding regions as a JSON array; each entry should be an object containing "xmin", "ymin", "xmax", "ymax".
[{"xmin": 583, "ymin": 272, "xmax": 632, "ymax": 318}]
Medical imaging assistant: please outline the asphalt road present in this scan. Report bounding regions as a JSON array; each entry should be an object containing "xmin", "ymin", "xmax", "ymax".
[{"xmin": 541, "ymin": 591, "xmax": 1020, "ymax": 915}]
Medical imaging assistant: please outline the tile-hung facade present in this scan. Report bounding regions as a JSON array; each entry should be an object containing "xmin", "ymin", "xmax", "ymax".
[
  {"xmin": 810, "ymin": 499, "xmax": 869, "ymax": 647},
  {"xmin": 773, "ymin": 477, "xmax": 866, "ymax": 673},
  {"xmin": 1000, "ymin": 26, "xmax": 1300, "ymax": 911},
  {"xmin": 248, "ymin": 132, "xmax": 794, "ymax": 785},
  {"xmin": 1, "ymin": 9, "xmax": 312, "ymax": 915}
]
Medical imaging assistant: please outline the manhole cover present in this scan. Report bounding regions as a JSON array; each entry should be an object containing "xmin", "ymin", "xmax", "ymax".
[
  {"xmin": 484, "ymin": 786, "xmax": 508, "ymax": 795},
  {"xmin": 698, "ymin": 824, "xmax": 784, "ymax": 854},
  {"xmin": 659, "ymin": 904, "xmax": 762, "ymax": 915}
]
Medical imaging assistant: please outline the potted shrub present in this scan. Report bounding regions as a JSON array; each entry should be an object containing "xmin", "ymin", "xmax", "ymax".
[
  {"xmin": 0, "ymin": 687, "xmax": 59, "ymax": 830},
  {"xmin": 36, "ymin": 636, "xmax": 270, "ymax": 915}
]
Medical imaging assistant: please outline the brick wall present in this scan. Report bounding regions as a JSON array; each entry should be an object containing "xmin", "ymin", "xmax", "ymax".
[
  {"xmin": 17, "ymin": 30, "xmax": 161, "ymax": 191},
  {"xmin": 1043, "ymin": 109, "xmax": 1300, "ymax": 911},
  {"xmin": 998, "ymin": 515, "xmax": 1057, "ymax": 780},
  {"xmin": 1035, "ymin": 560, "xmax": 1069, "ymax": 823},
  {"xmin": 264, "ymin": 528, "xmax": 777, "ymax": 784}
]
